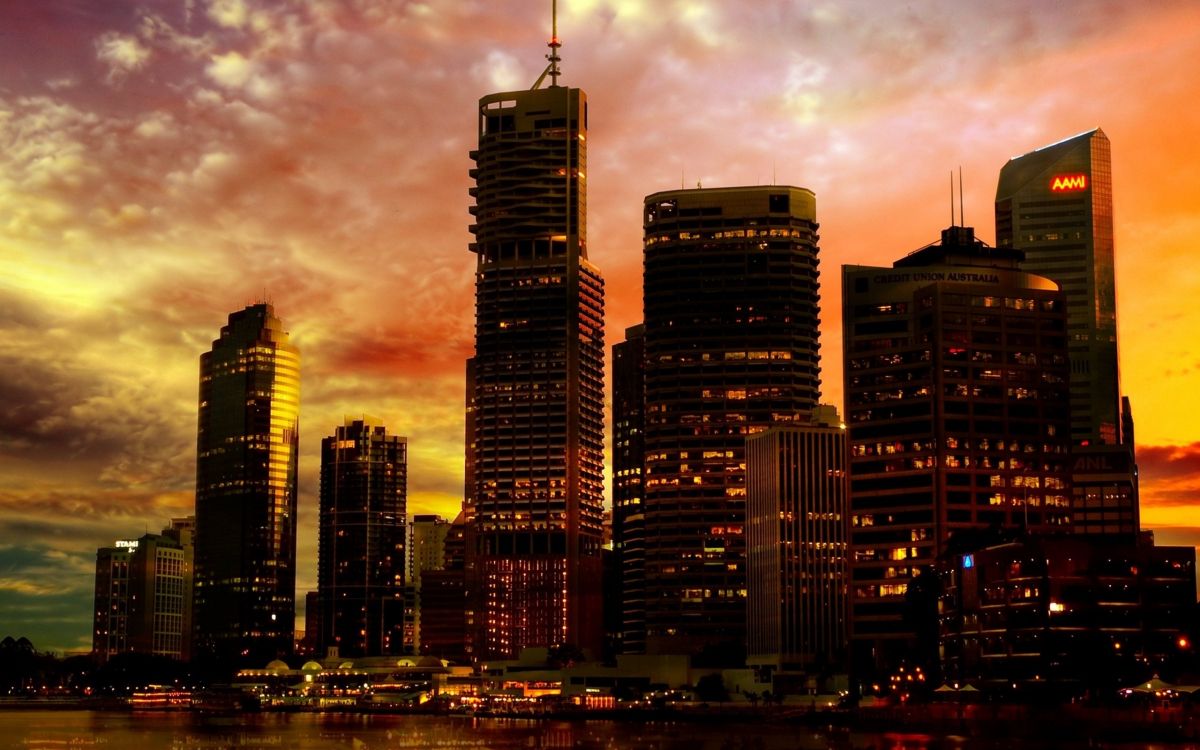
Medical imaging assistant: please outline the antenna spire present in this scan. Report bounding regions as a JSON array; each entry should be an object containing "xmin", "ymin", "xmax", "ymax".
[
  {"xmin": 547, "ymin": 0, "xmax": 562, "ymax": 86},
  {"xmin": 958, "ymin": 165, "xmax": 965, "ymax": 226},
  {"xmin": 531, "ymin": 0, "xmax": 563, "ymax": 89},
  {"xmin": 949, "ymin": 171, "xmax": 954, "ymax": 226}
]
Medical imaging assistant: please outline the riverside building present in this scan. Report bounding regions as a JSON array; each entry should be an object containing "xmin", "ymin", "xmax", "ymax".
[
  {"xmin": 465, "ymin": 23, "xmax": 605, "ymax": 659},
  {"xmin": 842, "ymin": 226, "xmax": 1072, "ymax": 675},
  {"xmin": 637, "ymin": 186, "xmax": 822, "ymax": 657},
  {"xmin": 193, "ymin": 303, "xmax": 299, "ymax": 667}
]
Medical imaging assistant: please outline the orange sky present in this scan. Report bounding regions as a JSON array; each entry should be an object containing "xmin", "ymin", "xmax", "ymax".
[{"xmin": 2, "ymin": 0, "xmax": 1199, "ymax": 652}]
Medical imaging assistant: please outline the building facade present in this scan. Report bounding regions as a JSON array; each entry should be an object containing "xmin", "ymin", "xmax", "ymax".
[
  {"xmin": 193, "ymin": 303, "xmax": 299, "ymax": 667},
  {"xmin": 317, "ymin": 418, "xmax": 407, "ymax": 658},
  {"xmin": 639, "ymin": 186, "xmax": 822, "ymax": 656},
  {"xmin": 842, "ymin": 226, "xmax": 1072, "ymax": 674},
  {"xmin": 93, "ymin": 519, "xmax": 194, "ymax": 663},
  {"xmin": 996, "ymin": 129, "xmax": 1119, "ymax": 446},
  {"xmin": 405, "ymin": 514, "xmax": 452, "ymax": 654},
  {"xmin": 612, "ymin": 324, "xmax": 646, "ymax": 654},
  {"xmin": 745, "ymin": 409, "xmax": 848, "ymax": 678},
  {"xmin": 466, "ymin": 72, "xmax": 605, "ymax": 658},
  {"xmin": 940, "ymin": 535, "xmax": 1196, "ymax": 693}
]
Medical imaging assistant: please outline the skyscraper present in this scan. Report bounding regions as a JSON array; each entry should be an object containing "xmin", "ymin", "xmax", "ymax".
[
  {"xmin": 317, "ymin": 417, "xmax": 407, "ymax": 658},
  {"xmin": 465, "ymin": 28, "xmax": 605, "ymax": 659},
  {"xmin": 996, "ymin": 129, "xmax": 1119, "ymax": 445},
  {"xmin": 612, "ymin": 324, "xmax": 646, "ymax": 654},
  {"xmin": 193, "ymin": 303, "xmax": 299, "ymax": 667},
  {"xmin": 639, "ymin": 186, "xmax": 821, "ymax": 657},
  {"xmin": 745, "ymin": 408, "xmax": 848, "ymax": 681},
  {"xmin": 842, "ymin": 226, "xmax": 1072, "ymax": 674}
]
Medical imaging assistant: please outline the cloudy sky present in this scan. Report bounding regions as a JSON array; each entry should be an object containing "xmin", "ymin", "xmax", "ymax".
[{"xmin": 2, "ymin": 0, "xmax": 1199, "ymax": 653}]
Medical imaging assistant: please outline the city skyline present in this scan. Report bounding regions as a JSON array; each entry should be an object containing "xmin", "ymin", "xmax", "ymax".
[{"xmin": 2, "ymin": 1, "xmax": 1200, "ymax": 653}]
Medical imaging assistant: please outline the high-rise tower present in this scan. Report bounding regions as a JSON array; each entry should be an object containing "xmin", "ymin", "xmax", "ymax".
[
  {"xmin": 842, "ymin": 226, "xmax": 1071, "ymax": 675},
  {"xmin": 612, "ymin": 324, "xmax": 646, "ymax": 654},
  {"xmin": 317, "ymin": 417, "xmax": 407, "ymax": 658},
  {"xmin": 465, "ymin": 17, "xmax": 605, "ymax": 659},
  {"xmin": 639, "ymin": 186, "xmax": 821, "ymax": 657},
  {"xmin": 996, "ymin": 129, "xmax": 1119, "ymax": 446},
  {"xmin": 193, "ymin": 303, "xmax": 299, "ymax": 668}
]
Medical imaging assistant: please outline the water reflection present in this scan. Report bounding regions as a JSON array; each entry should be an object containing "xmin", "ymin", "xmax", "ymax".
[{"xmin": 0, "ymin": 712, "xmax": 1190, "ymax": 750}]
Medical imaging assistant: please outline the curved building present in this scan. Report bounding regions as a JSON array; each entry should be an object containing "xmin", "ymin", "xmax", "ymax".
[
  {"xmin": 639, "ymin": 186, "xmax": 821, "ymax": 656},
  {"xmin": 194, "ymin": 303, "xmax": 299, "ymax": 668}
]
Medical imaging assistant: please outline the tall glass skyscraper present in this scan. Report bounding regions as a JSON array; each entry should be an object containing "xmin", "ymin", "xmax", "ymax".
[
  {"xmin": 638, "ymin": 186, "xmax": 821, "ymax": 657},
  {"xmin": 193, "ymin": 303, "xmax": 299, "ymax": 667},
  {"xmin": 996, "ymin": 129, "xmax": 1119, "ymax": 445},
  {"xmin": 465, "ymin": 45, "xmax": 605, "ymax": 658},
  {"xmin": 317, "ymin": 418, "xmax": 406, "ymax": 658}
]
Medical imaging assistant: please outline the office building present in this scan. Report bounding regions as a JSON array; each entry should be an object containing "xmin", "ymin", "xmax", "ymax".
[
  {"xmin": 405, "ymin": 514, "xmax": 452, "ymax": 654},
  {"xmin": 317, "ymin": 418, "xmax": 407, "ymax": 658},
  {"xmin": 940, "ymin": 535, "xmax": 1196, "ymax": 693},
  {"xmin": 419, "ymin": 512, "xmax": 470, "ymax": 661},
  {"xmin": 93, "ymin": 518, "xmax": 194, "ymax": 663},
  {"xmin": 842, "ymin": 226, "xmax": 1072, "ymax": 674},
  {"xmin": 997, "ymin": 130, "xmax": 1141, "ymax": 543},
  {"xmin": 612, "ymin": 324, "xmax": 646, "ymax": 654},
  {"xmin": 193, "ymin": 303, "xmax": 299, "ymax": 667},
  {"xmin": 464, "ymin": 31, "xmax": 605, "ymax": 659},
  {"xmin": 996, "ymin": 129, "xmax": 1120, "ymax": 446},
  {"xmin": 745, "ymin": 407, "xmax": 848, "ymax": 682},
  {"xmin": 639, "ymin": 186, "xmax": 822, "ymax": 656}
]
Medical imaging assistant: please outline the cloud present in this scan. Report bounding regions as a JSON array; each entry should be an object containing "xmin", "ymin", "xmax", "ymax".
[
  {"xmin": 95, "ymin": 32, "xmax": 151, "ymax": 83},
  {"xmin": 1139, "ymin": 443, "xmax": 1200, "ymax": 481},
  {"xmin": 207, "ymin": 0, "xmax": 249, "ymax": 29}
]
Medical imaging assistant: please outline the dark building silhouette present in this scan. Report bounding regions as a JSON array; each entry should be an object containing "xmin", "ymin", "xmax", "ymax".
[
  {"xmin": 745, "ymin": 408, "xmax": 848, "ymax": 684},
  {"xmin": 611, "ymin": 324, "xmax": 646, "ymax": 654},
  {"xmin": 193, "ymin": 303, "xmax": 299, "ymax": 667},
  {"xmin": 842, "ymin": 226, "xmax": 1072, "ymax": 675},
  {"xmin": 464, "ymin": 37, "xmax": 605, "ymax": 659},
  {"xmin": 317, "ymin": 417, "xmax": 407, "ymax": 658},
  {"xmin": 639, "ymin": 186, "xmax": 821, "ymax": 656},
  {"xmin": 940, "ymin": 534, "xmax": 1196, "ymax": 693},
  {"xmin": 419, "ymin": 512, "xmax": 469, "ymax": 662},
  {"xmin": 405, "ymin": 514, "xmax": 452, "ymax": 654}
]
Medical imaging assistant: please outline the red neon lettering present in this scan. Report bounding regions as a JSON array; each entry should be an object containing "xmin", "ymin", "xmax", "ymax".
[{"xmin": 1050, "ymin": 174, "xmax": 1088, "ymax": 192}]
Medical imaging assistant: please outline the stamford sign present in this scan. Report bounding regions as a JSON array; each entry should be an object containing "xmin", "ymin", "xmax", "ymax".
[{"xmin": 1050, "ymin": 173, "xmax": 1088, "ymax": 192}]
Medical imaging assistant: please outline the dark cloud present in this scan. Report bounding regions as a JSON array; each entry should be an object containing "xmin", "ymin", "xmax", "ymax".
[{"xmin": 1139, "ymin": 443, "xmax": 1200, "ymax": 482}]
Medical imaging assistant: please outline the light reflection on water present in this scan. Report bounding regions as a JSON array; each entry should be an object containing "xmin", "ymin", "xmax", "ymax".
[{"xmin": 0, "ymin": 712, "xmax": 1186, "ymax": 750}]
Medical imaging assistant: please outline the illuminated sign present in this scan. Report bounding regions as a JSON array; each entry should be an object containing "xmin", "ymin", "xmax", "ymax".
[
  {"xmin": 1050, "ymin": 173, "xmax": 1088, "ymax": 192},
  {"xmin": 115, "ymin": 539, "xmax": 140, "ymax": 550},
  {"xmin": 962, "ymin": 554, "xmax": 974, "ymax": 569}
]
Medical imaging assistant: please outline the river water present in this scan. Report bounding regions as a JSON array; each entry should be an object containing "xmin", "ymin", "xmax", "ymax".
[{"xmin": 0, "ymin": 711, "xmax": 1189, "ymax": 750}]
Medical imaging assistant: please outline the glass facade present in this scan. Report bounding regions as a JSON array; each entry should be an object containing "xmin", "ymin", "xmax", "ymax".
[
  {"xmin": 996, "ymin": 129, "xmax": 1120, "ymax": 446},
  {"xmin": 194, "ymin": 303, "xmax": 299, "ymax": 667},
  {"xmin": 317, "ymin": 418, "xmax": 407, "ymax": 657}
]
